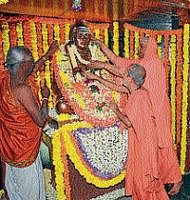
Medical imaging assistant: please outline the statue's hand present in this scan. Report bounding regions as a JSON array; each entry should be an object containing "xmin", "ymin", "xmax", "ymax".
[
  {"xmin": 82, "ymin": 71, "xmax": 97, "ymax": 80},
  {"xmin": 87, "ymin": 60, "xmax": 103, "ymax": 69}
]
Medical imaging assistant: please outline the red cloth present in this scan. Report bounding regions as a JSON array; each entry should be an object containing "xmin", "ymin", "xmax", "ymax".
[
  {"xmin": 0, "ymin": 71, "xmax": 41, "ymax": 167},
  {"xmin": 124, "ymin": 89, "xmax": 169, "ymax": 200}
]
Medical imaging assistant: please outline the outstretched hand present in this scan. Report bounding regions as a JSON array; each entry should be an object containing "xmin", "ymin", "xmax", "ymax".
[
  {"xmin": 87, "ymin": 60, "xmax": 104, "ymax": 69},
  {"xmin": 81, "ymin": 71, "xmax": 98, "ymax": 80},
  {"xmin": 46, "ymin": 40, "xmax": 59, "ymax": 58}
]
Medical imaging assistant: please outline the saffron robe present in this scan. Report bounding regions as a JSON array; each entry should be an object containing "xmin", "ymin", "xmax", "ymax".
[
  {"xmin": 124, "ymin": 88, "xmax": 170, "ymax": 200},
  {"xmin": 114, "ymin": 37, "xmax": 182, "ymax": 184},
  {"xmin": 0, "ymin": 71, "xmax": 41, "ymax": 167}
]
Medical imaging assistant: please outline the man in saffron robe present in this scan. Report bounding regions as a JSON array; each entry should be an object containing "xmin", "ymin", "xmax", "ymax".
[
  {"xmin": 83, "ymin": 63, "xmax": 173, "ymax": 199},
  {"xmin": 87, "ymin": 37, "xmax": 182, "ymax": 195},
  {"xmin": 0, "ymin": 42, "xmax": 58, "ymax": 200}
]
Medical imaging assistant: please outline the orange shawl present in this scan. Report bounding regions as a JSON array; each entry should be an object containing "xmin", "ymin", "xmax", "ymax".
[
  {"xmin": 116, "ymin": 37, "xmax": 173, "ymax": 147},
  {"xmin": 0, "ymin": 71, "xmax": 41, "ymax": 167}
]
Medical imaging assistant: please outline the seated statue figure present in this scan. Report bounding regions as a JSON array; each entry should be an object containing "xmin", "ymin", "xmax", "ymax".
[{"xmin": 50, "ymin": 21, "xmax": 128, "ymax": 199}]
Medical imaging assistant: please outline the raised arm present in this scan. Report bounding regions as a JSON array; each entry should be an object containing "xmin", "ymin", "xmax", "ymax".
[
  {"xmin": 14, "ymin": 84, "xmax": 50, "ymax": 127},
  {"xmin": 95, "ymin": 39, "xmax": 130, "ymax": 68},
  {"xmin": 33, "ymin": 40, "xmax": 59, "ymax": 73},
  {"xmin": 83, "ymin": 72, "xmax": 128, "ymax": 94},
  {"xmin": 87, "ymin": 61, "xmax": 123, "ymax": 77},
  {"xmin": 95, "ymin": 39, "xmax": 118, "ymax": 64}
]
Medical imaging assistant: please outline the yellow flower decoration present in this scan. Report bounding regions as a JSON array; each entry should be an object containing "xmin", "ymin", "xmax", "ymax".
[
  {"xmin": 180, "ymin": 24, "xmax": 189, "ymax": 174},
  {"xmin": 0, "ymin": 0, "xmax": 9, "ymax": 5},
  {"xmin": 170, "ymin": 35, "xmax": 177, "ymax": 141}
]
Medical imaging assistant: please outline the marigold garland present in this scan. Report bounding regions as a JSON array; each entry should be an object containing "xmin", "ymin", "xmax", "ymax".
[
  {"xmin": 65, "ymin": 23, "xmax": 70, "ymax": 41},
  {"xmin": 0, "ymin": 0, "xmax": 8, "ymax": 4},
  {"xmin": 176, "ymin": 33, "xmax": 183, "ymax": 146},
  {"xmin": 2, "ymin": 22, "xmax": 10, "ymax": 59},
  {"xmin": 0, "ymin": 30, "xmax": 4, "ymax": 73},
  {"xmin": 104, "ymin": 28, "xmax": 109, "ymax": 47},
  {"xmin": 56, "ymin": 122, "xmax": 125, "ymax": 189},
  {"xmin": 170, "ymin": 35, "xmax": 177, "ymax": 141},
  {"xmin": 9, "ymin": 23, "xmax": 17, "ymax": 47},
  {"xmin": 113, "ymin": 21, "xmax": 119, "ymax": 55},
  {"xmin": 54, "ymin": 24, "xmax": 60, "ymax": 43},
  {"xmin": 23, "ymin": 21, "xmax": 32, "ymax": 48},
  {"xmin": 134, "ymin": 31, "xmax": 139, "ymax": 60},
  {"xmin": 16, "ymin": 22, "xmax": 24, "ymax": 46},
  {"xmin": 95, "ymin": 28, "xmax": 100, "ymax": 40},
  {"xmin": 124, "ymin": 29, "xmax": 130, "ymax": 58},
  {"xmin": 157, "ymin": 35, "xmax": 162, "ymax": 59},
  {"xmin": 180, "ymin": 24, "xmax": 189, "ymax": 173},
  {"xmin": 52, "ymin": 130, "xmax": 66, "ymax": 200},
  {"xmin": 42, "ymin": 23, "xmax": 53, "ymax": 107}
]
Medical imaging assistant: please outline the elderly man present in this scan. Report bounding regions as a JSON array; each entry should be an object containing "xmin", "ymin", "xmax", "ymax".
[
  {"xmin": 87, "ymin": 37, "xmax": 182, "ymax": 196},
  {"xmin": 0, "ymin": 42, "xmax": 58, "ymax": 200},
  {"xmin": 82, "ymin": 63, "xmax": 176, "ymax": 200}
]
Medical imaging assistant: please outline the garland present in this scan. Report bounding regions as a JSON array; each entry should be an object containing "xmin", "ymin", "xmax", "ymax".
[
  {"xmin": 42, "ymin": 23, "xmax": 53, "ymax": 107},
  {"xmin": 56, "ymin": 122, "xmax": 125, "ymax": 190},
  {"xmin": 113, "ymin": 21, "xmax": 119, "ymax": 55},
  {"xmin": 9, "ymin": 23, "xmax": 17, "ymax": 47},
  {"xmin": 23, "ymin": 21, "xmax": 32, "ymax": 48},
  {"xmin": 134, "ymin": 31, "xmax": 139, "ymax": 60},
  {"xmin": 52, "ymin": 129, "xmax": 66, "ymax": 200},
  {"xmin": 157, "ymin": 35, "xmax": 162, "ymax": 59},
  {"xmin": 16, "ymin": 22, "xmax": 24, "ymax": 46},
  {"xmin": 170, "ymin": 35, "xmax": 177, "ymax": 141},
  {"xmin": 124, "ymin": 29, "xmax": 130, "ymax": 58},
  {"xmin": 65, "ymin": 23, "xmax": 70, "ymax": 41},
  {"xmin": 0, "ymin": 0, "xmax": 8, "ymax": 4},
  {"xmin": 0, "ymin": 30, "xmax": 4, "ymax": 73},
  {"xmin": 95, "ymin": 29, "xmax": 100, "ymax": 40},
  {"xmin": 180, "ymin": 24, "xmax": 189, "ymax": 173},
  {"xmin": 104, "ymin": 28, "xmax": 109, "ymax": 47},
  {"xmin": 2, "ymin": 22, "xmax": 10, "ymax": 59},
  {"xmin": 176, "ymin": 33, "xmax": 183, "ymax": 146}
]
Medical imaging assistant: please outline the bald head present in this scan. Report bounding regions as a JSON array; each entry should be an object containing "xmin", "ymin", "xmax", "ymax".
[
  {"xmin": 127, "ymin": 63, "xmax": 146, "ymax": 88},
  {"xmin": 5, "ymin": 46, "xmax": 33, "ymax": 74}
]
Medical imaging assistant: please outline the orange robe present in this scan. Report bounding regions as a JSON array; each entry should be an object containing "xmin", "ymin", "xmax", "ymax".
[
  {"xmin": 0, "ymin": 71, "xmax": 41, "ymax": 167},
  {"xmin": 115, "ymin": 37, "xmax": 182, "ymax": 184},
  {"xmin": 124, "ymin": 88, "xmax": 169, "ymax": 200}
]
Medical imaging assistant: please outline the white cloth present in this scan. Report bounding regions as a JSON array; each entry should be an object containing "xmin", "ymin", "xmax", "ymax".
[{"xmin": 5, "ymin": 153, "xmax": 45, "ymax": 200}]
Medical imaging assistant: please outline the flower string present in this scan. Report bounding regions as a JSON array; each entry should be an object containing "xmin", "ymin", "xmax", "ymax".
[
  {"xmin": 16, "ymin": 22, "xmax": 24, "ymax": 46},
  {"xmin": 134, "ymin": 31, "xmax": 139, "ymax": 60},
  {"xmin": 57, "ymin": 122, "xmax": 125, "ymax": 189},
  {"xmin": 124, "ymin": 29, "xmax": 130, "ymax": 58},
  {"xmin": 113, "ymin": 21, "xmax": 119, "ymax": 56},
  {"xmin": 2, "ymin": 22, "xmax": 10, "ymax": 59},
  {"xmin": 170, "ymin": 35, "xmax": 177, "ymax": 141},
  {"xmin": 180, "ymin": 24, "xmax": 189, "ymax": 173}
]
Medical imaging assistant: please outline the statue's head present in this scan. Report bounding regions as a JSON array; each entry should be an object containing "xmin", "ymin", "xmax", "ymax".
[{"xmin": 70, "ymin": 21, "xmax": 91, "ymax": 48}]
